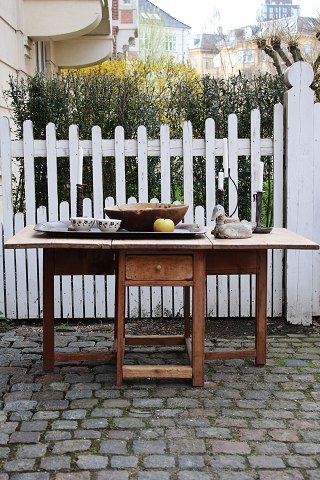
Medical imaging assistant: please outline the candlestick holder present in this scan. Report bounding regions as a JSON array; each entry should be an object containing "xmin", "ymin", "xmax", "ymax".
[
  {"xmin": 217, "ymin": 188, "xmax": 225, "ymax": 208},
  {"xmin": 76, "ymin": 183, "xmax": 84, "ymax": 217},
  {"xmin": 253, "ymin": 191, "xmax": 272, "ymax": 234}
]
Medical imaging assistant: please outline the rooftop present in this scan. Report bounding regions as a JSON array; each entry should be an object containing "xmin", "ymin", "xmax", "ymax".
[{"xmin": 139, "ymin": 0, "xmax": 191, "ymax": 29}]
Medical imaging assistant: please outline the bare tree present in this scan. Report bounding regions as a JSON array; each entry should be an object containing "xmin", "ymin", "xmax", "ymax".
[{"xmin": 255, "ymin": 16, "xmax": 320, "ymax": 100}]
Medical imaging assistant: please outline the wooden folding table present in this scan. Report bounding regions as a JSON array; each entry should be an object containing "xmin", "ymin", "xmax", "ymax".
[{"xmin": 5, "ymin": 225, "xmax": 319, "ymax": 388}]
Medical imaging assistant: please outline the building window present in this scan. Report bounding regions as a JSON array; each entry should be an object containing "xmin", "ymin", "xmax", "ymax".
[
  {"xmin": 36, "ymin": 42, "xmax": 46, "ymax": 73},
  {"xmin": 213, "ymin": 54, "xmax": 221, "ymax": 67},
  {"xmin": 166, "ymin": 34, "xmax": 176, "ymax": 52},
  {"xmin": 140, "ymin": 30, "xmax": 150, "ymax": 49},
  {"xmin": 304, "ymin": 44, "xmax": 312, "ymax": 57},
  {"xmin": 141, "ymin": 11, "xmax": 161, "ymax": 21},
  {"xmin": 204, "ymin": 57, "xmax": 211, "ymax": 69},
  {"xmin": 237, "ymin": 49, "xmax": 254, "ymax": 63}
]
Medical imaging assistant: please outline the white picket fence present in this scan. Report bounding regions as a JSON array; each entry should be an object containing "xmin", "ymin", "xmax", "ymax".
[{"xmin": 0, "ymin": 61, "xmax": 319, "ymax": 324}]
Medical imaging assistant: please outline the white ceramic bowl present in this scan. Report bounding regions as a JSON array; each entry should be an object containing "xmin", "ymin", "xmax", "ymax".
[
  {"xmin": 70, "ymin": 217, "xmax": 95, "ymax": 231},
  {"xmin": 96, "ymin": 218, "xmax": 122, "ymax": 232}
]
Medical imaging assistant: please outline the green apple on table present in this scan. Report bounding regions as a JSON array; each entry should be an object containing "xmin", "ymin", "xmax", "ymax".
[{"xmin": 153, "ymin": 218, "xmax": 175, "ymax": 232}]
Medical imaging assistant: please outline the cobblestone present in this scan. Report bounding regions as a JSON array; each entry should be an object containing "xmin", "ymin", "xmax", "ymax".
[
  {"xmin": 110, "ymin": 455, "xmax": 139, "ymax": 468},
  {"xmin": 52, "ymin": 439, "xmax": 92, "ymax": 454},
  {"xmin": 9, "ymin": 431, "xmax": 40, "ymax": 443},
  {"xmin": 16, "ymin": 443, "xmax": 47, "ymax": 458},
  {"xmin": 76, "ymin": 455, "xmax": 109, "ymax": 469},
  {"xmin": 100, "ymin": 439, "xmax": 128, "ymax": 454},
  {"xmin": 39, "ymin": 456, "xmax": 71, "ymax": 470},
  {"xmin": 0, "ymin": 324, "xmax": 320, "ymax": 478},
  {"xmin": 3, "ymin": 459, "xmax": 36, "ymax": 472}
]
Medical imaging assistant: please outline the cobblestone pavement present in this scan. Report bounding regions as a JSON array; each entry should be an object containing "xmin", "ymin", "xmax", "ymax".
[{"xmin": 0, "ymin": 323, "xmax": 320, "ymax": 480}]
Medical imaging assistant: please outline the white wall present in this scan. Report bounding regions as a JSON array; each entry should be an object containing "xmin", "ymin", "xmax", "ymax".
[{"xmin": 0, "ymin": 0, "xmax": 36, "ymax": 117}]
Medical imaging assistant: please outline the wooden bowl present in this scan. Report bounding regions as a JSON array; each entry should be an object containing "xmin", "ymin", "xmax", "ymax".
[{"xmin": 104, "ymin": 203, "xmax": 189, "ymax": 231}]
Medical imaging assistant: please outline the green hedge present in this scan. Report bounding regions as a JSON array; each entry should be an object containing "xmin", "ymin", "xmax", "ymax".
[{"xmin": 4, "ymin": 60, "xmax": 285, "ymax": 224}]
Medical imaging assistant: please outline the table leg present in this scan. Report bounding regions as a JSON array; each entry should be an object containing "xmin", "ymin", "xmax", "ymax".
[
  {"xmin": 116, "ymin": 252, "xmax": 126, "ymax": 386},
  {"xmin": 42, "ymin": 249, "xmax": 55, "ymax": 370},
  {"xmin": 192, "ymin": 251, "xmax": 206, "ymax": 386},
  {"xmin": 114, "ymin": 259, "xmax": 118, "ymax": 346},
  {"xmin": 184, "ymin": 286, "xmax": 191, "ymax": 338},
  {"xmin": 256, "ymin": 250, "xmax": 267, "ymax": 365}
]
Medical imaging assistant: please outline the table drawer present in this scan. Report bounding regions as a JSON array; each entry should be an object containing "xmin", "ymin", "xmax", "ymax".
[{"xmin": 125, "ymin": 255, "xmax": 193, "ymax": 281}]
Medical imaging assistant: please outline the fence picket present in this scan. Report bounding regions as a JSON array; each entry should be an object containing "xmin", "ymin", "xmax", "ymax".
[
  {"xmin": 92, "ymin": 126, "xmax": 104, "ymax": 218},
  {"xmin": 69, "ymin": 125, "xmax": 80, "ymax": 217},
  {"xmin": 160, "ymin": 124, "xmax": 173, "ymax": 316},
  {"xmin": 217, "ymin": 277, "xmax": 228, "ymax": 318},
  {"xmin": 59, "ymin": 202, "xmax": 72, "ymax": 320},
  {"xmin": 228, "ymin": 114, "xmax": 240, "ymax": 317},
  {"xmin": 83, "ymin": 198, "xmax": 95, "ymax": 318},
  {"xmin": 127, "ymin": 197, "xmax": 140, "ymax": 318},
  {"xmin": 3, "ymin": 231, "xmax": 15, "ymax": 298},
  {"xmin": 92, "ymin": 126, "xmax": 106, "ymax": 318},
  {"xmin": 137, "ymin": 126, "xmax": 151, "ymax": 316},
  {"xmin": 36, "ymin": 206, "xmax": 47, "ymax": 319},
  {"xmin": 205, "ymin": 118, "xmax": 215, "ymax": 226},
  {"xmin": 0, "ymin": 117, "xmax": 16, "ymax": 318},
  {"xmin": 172, "ymin": 122, "xmax": 194, "ymax": 319},
  {"xmin": 204, "ymin": 118, "xmax": 217, "ymax": 317},
  {"xmin": 145, "ymin": 197, "xmax": 162, "ymax": 318},
  {"xmin": 250, "ymin": 109, "xmax": 261, "ymax": 222},
  {"xmin": 23, "ymin": 120, "xmax": 39, "ymax": 319},
  {"xmin": 240, "ymin": 276, "xmax": 251, "ymax": 317},
  {"xmin": 46, "ymin": 123, "xmax": 62, "ymax": 319},
  {"xmin": 14, "ymin": 213, "xmax": 28, "ymax": 319},
  {"xmin": 115, "ymin": 126, "xmax": 126, "ymax": 205},
  {"xmin": 313, "ymin": 103, "xmax": 320, "ymax": 316},
  {"xmin": 272, "ymin": 103, "xmax": 284, "ymax": 316},
  {"xmin": 183, "ymin": 121, "xmax": 194, "ymax": 224},
  {"xmin": 138, "ymin": 126, "xmax": 148, "ymax": 203},
  {"xmin": 105, "ymin": 197, "xmax": 116, "ymax": 318},
  {"xmin": 251, "ymin": 275, "xmax": 256, "ymax": 320},
  {"xmin": 285, "ymin": 62, "xmax": 314, "ymax": 324},
  {"xmin": 160, "ymin": 124, "xmax": 171, "ymax": 203},
  {"xmin": 68, "ymin": 126, "xmax": 84, "ymax": 318},
  {"xmin": 249, "ymin": 110, "xmax": 262, "ymax": 321},
  {"xmin": 46, "ymin": 123, "xmax": 59, "ymax": 220}
]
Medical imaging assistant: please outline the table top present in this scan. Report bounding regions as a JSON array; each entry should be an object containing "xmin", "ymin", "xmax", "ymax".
[
  {"xmin": 4, "ymin": 225, "xmax": 113, "ymax": 249},
  {"xmin": 4, "ymin": 225, "xmax": 319, "ymax": 251},
  {"xmin": 206, "ymin": 227, "xmax": 319, "ymax": 250}
]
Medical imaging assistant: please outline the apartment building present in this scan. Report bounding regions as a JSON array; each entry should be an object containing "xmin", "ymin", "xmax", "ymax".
[{"xmin": 0, "ymin": 0, "xmax": 117, "ymax": 118}]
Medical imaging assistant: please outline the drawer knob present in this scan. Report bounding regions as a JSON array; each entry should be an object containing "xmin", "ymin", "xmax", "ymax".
[{"xmin": 155, "ymin": 264, "xmax": 162, "ymax": 271}]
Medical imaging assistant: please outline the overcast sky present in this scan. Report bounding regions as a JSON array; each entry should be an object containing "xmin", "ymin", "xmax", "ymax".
[{"xmin": 150, "ymin": 0, "xmax": 320, "ymax": 32}]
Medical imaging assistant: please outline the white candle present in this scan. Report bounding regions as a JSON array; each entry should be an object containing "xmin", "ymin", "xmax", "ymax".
[
  {"xmin": 77, "ymin": 147, "xmax": 83, "ymax": 185},
  {"xmin": 257, "ymin": 161, "xmax": 264, "ymax": 192},
  {"xmin": 218, "ymin": 171, "xmax": 224, "ymax": 191},
  {"xmin": 222, "ymin": 138, "xmax": 228, "ymax": 178}
]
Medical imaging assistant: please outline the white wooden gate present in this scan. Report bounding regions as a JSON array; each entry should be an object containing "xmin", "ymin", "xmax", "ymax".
[
  {"xmin": 0, "ymin": 62, "xmax": 319, "ymax": 324},
  {"xmin": 0, "ymin": 106, "xmax": 285, "ymax": 321}
]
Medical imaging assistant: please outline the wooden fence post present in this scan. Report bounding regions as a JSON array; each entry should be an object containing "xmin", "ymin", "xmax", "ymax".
[{"xmin": 284, "ymin": 61, "xmax": 316, "ymax": 325}]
